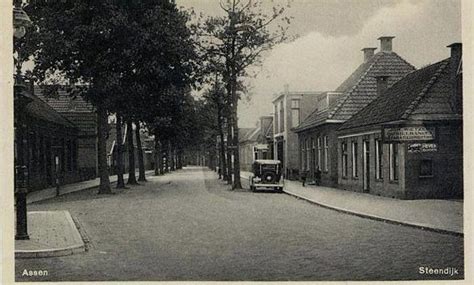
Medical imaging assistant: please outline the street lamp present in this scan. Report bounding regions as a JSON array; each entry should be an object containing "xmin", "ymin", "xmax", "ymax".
[{"xmin": 14, "ymin": 0, "xmax": 32, "ymax": 240}]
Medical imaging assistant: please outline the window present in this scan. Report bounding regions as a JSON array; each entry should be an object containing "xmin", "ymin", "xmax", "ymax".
[
  {"xmin": 274, "ymin": 105, "xmax": 278, "ymax": 134},
  {"xmin": 73, "ymin": 140, "xmax": 78, "ymax": 170},
  {"xmin": 375, "ymin": 139, "xmax": 383, "ymax": 179},
  {"xmin": 306, "ymin": 139, "xmax": 311, "ymax": 170},
  {"xmin": 300, "ymin": 141, "xmax": 305, "ymax": 170},
  {"xmin": 39, "ymin": 136, "xmax": 45, "ymax": 172},
  {"xmin": 389, "ymin": 143, "xmax": 399, "ymax": 181},
  {"xmin": 420, "ymin": 159, "xmax": 433, "ymax": 177},
  {"xmin": 279, "ymin": 102, "xmax": 284, "ymax": 133},
  {"xmin": 291, "ymin": 99, "xmax": 300, "ymax": 109},
  {"xmin": 317, "ymin": 137, "xmax": 322, "ymax": 169},
  {"xmin": 312, "ymin": 138, "xmax": 316, "ymax": 170},
  {"xmin": 291, "ymin": 109, "xmax": 300, "ymax": 128},
  {"xmin": 341, "ymin": 142, "xmax": 348, "ymax": 177},
  {"xmin": 323, "ymin": 136, "xmax": 329, "ymax": 171},
  {"xmin": 67, "ymin": 139, "xmax": 73, "ymax": 171},
  {"xmin": 352, "ymin": 142, "xmax": 358, "ymax": 178},
  {"xmin": 291, "ymin": 99, "xmax": 300, "ymax": 128}
]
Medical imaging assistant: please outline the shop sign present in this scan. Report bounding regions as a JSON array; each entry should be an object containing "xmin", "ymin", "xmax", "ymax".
[
  {"xmin": 407, "ymin": 143, "xmax": 438, "ymax": 153},
  {"xmin": 383, "ymin": 126, "xmax": 435, "ymax": 142}
]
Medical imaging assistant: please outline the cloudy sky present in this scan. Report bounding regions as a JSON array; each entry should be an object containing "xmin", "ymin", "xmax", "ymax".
[{"xmin": 177, "ymin": 0, "xmax": 462, "ymax": 127}]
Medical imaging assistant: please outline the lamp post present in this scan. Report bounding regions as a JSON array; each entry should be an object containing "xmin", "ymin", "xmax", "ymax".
[{"xmin": 13, "ymin": 0, "xmax": 32, "ymax": 240}]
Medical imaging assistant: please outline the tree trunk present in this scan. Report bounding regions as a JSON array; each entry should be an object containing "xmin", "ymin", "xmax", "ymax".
[
  {"xmin": 217, "ymin": 105, "xmax": 227, "ymax": 180},
  {"xmin": 170, "ymin": 144, "xmax": 176, "ymax": 171},
  {"xmin": 126, "ymin": 120, "xmax": 138, "ymax": 185},
  {"xmin": 135, "ymin": 122, "xmax": 147, "ymax": 182},
  {"xmin": 97, "ymin": 102, "xmax": 112, "ymax": 194},
  {"xmin": 154, "ymin": 133, "xmax": 162, "ymax": 176},
  {"xmin": 226, "ymin": 117, "xmax": 233, "ymax": 185},
  {"xmin": 232, "ymin": 101, "xmax": 242, "ymax": 189},
  {"xmin": 115, "ymin": 115, "xmax": 125, "ymax": 188}
]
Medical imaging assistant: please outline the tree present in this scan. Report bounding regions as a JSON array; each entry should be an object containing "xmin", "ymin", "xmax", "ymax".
[{"xmin": 199, "ymin": 0, "xmax": 291, "ymax": 189}]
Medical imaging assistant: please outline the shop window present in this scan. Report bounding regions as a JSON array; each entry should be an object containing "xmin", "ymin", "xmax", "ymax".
[
  {"xmin": 317, "ymin": 137, "xmax": 322, "ymax": 169},
  {"xmin": 375, "ymin": 139, "xmax": 383, "ymax": 180},
  {"xmin": 341, "ymin": 142, "xmax": 348, "ymax": 177},
  {"xmin": 352, "ymin": 141, "xmax": 358, "ymax": 178},
  {"xmin": 389, "ymin": 143, "xmax": 399, "ymax": 181},
  {"xmin": 306, "ymin": 139, "xmax": 311, "ymax": 171},
  {"xmin": 324, "ymin": 136, "xmax": 329, "ymax": 172},
  {"xmin": 420, "ymin": 159, "xmax": 433, "ymax": 177}
]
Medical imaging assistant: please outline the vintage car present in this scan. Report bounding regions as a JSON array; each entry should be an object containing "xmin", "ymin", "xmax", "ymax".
[{"xmin": 249, "ymin": 159, "xmax": 283, "ymax": 192}]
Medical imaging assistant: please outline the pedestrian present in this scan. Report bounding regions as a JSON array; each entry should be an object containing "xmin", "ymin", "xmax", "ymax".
[
  {"xmin": 301, "ymin": 169, "xmax": 307, "ymax": 187},
  {"xmin": 315, "ymin": 167, "xmax": 322, "ymax": 186}
]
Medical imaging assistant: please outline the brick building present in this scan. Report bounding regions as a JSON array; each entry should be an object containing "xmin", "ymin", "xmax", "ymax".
[
  {"xmin": 293, "ymin": 36, "xmax": 415, "ymax": 186},
  {"xmin": 272, "ymin": 86, "xmax": 322, "ymax": 180},
  {"xmin": 35, "ymin": 86, "xmax": 98, "ymax": 181},
  {"xmin": 16, "ymin": 87, "xmax": 82, "ymax": 191},
  {"xmin": 337, "ymin": 43, "xmax": 462, "ymax": 199}
]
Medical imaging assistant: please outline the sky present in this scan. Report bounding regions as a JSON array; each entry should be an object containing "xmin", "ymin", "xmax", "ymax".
[{"xmin": 177, "ymin": 0, "xmax": 462, "ymax": 127}]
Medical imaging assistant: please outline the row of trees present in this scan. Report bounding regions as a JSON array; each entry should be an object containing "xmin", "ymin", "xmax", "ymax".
[
  {"xmin": 195, "ymin": 0, "xmax": 291, "ymax": 189},
  {"xmin": 15, "ymin": 0, "xmax": 291, "ymax": 192}
]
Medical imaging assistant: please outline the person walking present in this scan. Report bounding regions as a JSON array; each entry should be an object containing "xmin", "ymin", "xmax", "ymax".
[
  {"xmin": 315, "ymin": 167, "xmax": 322, "ymax": 186},
  {"xmin": 301, "ymin": 169, "xmax": 307, "ymax": 187}
]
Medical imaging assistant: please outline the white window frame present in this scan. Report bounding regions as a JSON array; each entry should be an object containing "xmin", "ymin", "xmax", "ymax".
[
  {"xmin": 352, "ymin": 141, "xmax": 358, "ymax": 178},
  {"xmin": 317, "ymin": 137, "xmax": 322, "ymax": 169},
  {"xmin": 375, "ymin": 139, "xmax": 382, "ymax": 180},
  {"xmin": 389, "ymin": 143, "xmax": 399, "ymax": 181},
  {"xmin": 323, "ymin": 136, "xmax": 328, "ymax": 172},
  {"xmin": 341, "ymin": 142, "xmax": 348, "ymax": 177}
]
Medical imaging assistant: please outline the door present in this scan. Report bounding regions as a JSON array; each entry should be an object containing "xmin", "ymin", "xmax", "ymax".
[{"xmin": 363, "ymin": 140, "xmax": 370, "ymax": 192}]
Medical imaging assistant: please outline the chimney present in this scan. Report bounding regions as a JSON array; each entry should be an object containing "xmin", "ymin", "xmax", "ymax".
[
  {"xmin": 378, "ymin": 36, "xmax": 395, "ymax": 52},
  {"xmin": 447, "ymin": 43, "xmax": 462, "ymax": 113},
  {"xmin": 283, "ymin": 84, "xmax": 290, "ymax": 94},
  {"xmin": 375, "ymin": 75, "xmax": 390, "ymax": 97},
  {"xmin": 361, "ymin": 47, "xmax": 377, "ymax": 62}
]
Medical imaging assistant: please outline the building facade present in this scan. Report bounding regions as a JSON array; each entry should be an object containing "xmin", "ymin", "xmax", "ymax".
[
  {"xmin": 337, "ymin": 43, "xmax": 462, "ymax": 199},
  {"xmin": 35, "ymin": 86, "xmax": 98, "ymax": 181},
  {"xmin": 294, "ymin": 36, "xmax": 415, "ymax": 187},
  {"xmin": 273, "ymin": 86, "xmax": 322, "ymax": 180},
  {"xmin": 239, "ymin": 116, "xmax": 274, "ymax": 171},
  {"xmin": 16, "ymin": 85, "xmax": 83, "ymax": 191}
]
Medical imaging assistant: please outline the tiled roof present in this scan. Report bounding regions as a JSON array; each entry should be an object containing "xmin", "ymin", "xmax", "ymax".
[
  {"xmin": 294, "ymin": 51, "xmax": 415, "ymax": 132},
  {"xmin": 329, "ymin": 51, "xmax": 415, "ymax": 121},
  {"xmin": 34, "ymin": 85, "xmax": 95, "ymax": 113},
  {"xmin": 239, "ymin": 128, "xmax": 257, "ymax": 143},
  {"xmin": 25, "ymin": 94, "xmax": 78, "ymax": 130},
  {"xmin": 339, "ymin": 58, "xmax": 460, "ymax": 130}
]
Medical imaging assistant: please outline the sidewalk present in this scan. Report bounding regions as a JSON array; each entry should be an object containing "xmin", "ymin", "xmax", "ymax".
[
  {"xmin": 15, "ymin": 211, "xmax": 85, "ymax": 258},
  {"xmin": 241, "ymin": 171, "xmax": 463, "ymax": 235},
  {"xmin": 27, "ymin": 170, "xmax": 155, "ymax": 204},
  {"xmin": 17, "ymin": 170, "xmax": 156, "ymax": 258}
]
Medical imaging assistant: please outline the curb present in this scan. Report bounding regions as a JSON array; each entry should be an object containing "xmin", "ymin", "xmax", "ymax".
[
  {"xmin": 15, "ymin": 211, "xmax": 86, "ymax": 259},
  {"xmin": 240, "ymin": 174, "xmax": 462, "ymax": 237},
  {"xmin": 283, "ymin": 188, "xmax": 463, "ymax": 237}
]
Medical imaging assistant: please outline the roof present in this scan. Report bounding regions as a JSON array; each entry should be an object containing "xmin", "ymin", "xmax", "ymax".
[
  {"xmin": 34, "ymin": 85, "xmax": 95, "ymax": 113},
  {"xmin": 294, "ymin": 51, "xmax": 415, "ymax": 132},
  {"xmin": 238, "ymin": 128, "xmax": 257, "ymax": 143},
  {"xmin": 24, "ymin": 94, "xmax": 78, "ymax": 130},
  {"xmin": 339, "ymin": 57, "xmax": 461, "ymax": 131}
]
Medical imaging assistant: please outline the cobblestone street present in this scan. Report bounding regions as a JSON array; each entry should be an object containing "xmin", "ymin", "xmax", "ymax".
[{"xmin": 15, "ymin": 167, "xmax": 464, "ymax": 281}]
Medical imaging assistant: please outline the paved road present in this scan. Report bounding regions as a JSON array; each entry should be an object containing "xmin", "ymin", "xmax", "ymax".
[{"xmin": 16, "ymin": 167, "xmax": 464, "ymax": 281}]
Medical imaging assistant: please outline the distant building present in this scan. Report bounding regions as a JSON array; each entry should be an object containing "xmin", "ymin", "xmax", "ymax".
[
  {"xmin": 337, "ymin": 43, "xmax": 462, "ymax": 199},
  {"xmin": 293, "ymin": 36, "xmax": 415, "ymax": 186},
  {"xmin": 239, "ymin": 116, "xmax": 274, "ymax": 172},
  {"xmin": 272, "ymin": 86, "xmax": 323, "ymax": 179}
]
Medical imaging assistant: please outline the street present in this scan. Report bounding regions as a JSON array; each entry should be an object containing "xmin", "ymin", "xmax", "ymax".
[{"xmin": 15, "ymin": 167, "xmax": 464, "ymax": 281}]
